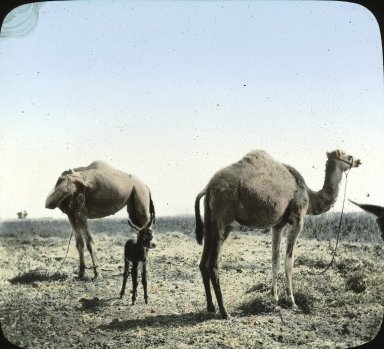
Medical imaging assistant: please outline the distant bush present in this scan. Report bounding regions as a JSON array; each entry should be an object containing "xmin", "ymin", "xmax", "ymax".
[
  {"xmin": 302, "ymin": 212, "xmax": 381, "ymax": 243},
  {"xmin": 0, "ymin": 212, "xmax": 381, "ymax": 243}
]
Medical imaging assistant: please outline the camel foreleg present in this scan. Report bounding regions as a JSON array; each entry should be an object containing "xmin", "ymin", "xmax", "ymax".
[
  {"xmin": 285, "ymin": 217, "xmax": 303, "ymax": 308},
  {"xmin": 68, "ymin": 215, "xmax": 86, "ymax": 279},
  {"xmin": 83, "ymin": 223, "xmax": 100, "ymax": 279},
  {"xmin": 75, "ymin": 233, "xmax": 86, "ymax": 279}
]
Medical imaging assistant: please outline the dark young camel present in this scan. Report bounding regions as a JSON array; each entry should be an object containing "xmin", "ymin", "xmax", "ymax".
[
  {"xmin": 45, "ymin": 160, "xmax": 155, "ymax": 279},
  {"xmin": 349, "ymin": 200, "xmax": 384, "ymax": 240},
  {"xmin": 195, "ymin": 149, "xmax": 361, "ymax": 319},
  {"xmin": 120, "ymin": 217, "xmax": 156, "ymax": 305}
]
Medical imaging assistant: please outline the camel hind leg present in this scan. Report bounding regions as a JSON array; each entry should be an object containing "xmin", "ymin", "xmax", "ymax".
[
  {"xmin": 198, "ymin": 191, "xmax": 233, "ymax": 318},
  {"xmin": 207, "ymin": 223, "xmax": 232, "ymax": 319},
  {"xmin": 271, "ymin": 225, "xmax": 284, "ymax": 305},
  {"xmin": 199, "ymin": 232, "xmax": 215, "ymax": 313},
  {"xmin": 199, "ymin": 195, "xmax": 215, "ymax": 313}
]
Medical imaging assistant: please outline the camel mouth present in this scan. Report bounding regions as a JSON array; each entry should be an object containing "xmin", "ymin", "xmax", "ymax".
[
  {"xmin": 339, "ymin": 157, "xmax": 361, "ymax": 169},
  {"xmin": 45, "ymin": 189, "xmax": 70, "ymax": 209},
  {"xmin": 352, "ymin": 159, "xmax": 362, "ymax": 167}
]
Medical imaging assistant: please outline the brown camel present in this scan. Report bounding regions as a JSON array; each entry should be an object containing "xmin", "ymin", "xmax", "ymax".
[
  {"xmin": 349, "ymin": 200, "xmax": 384, "ymax": 240},
  {"xmin": 195, "ymin": 149, "xmax": 361, "ymax": 319},
  {"xmin": 45, "ymin": 160, "xmax": 155, "ymax": 279}
]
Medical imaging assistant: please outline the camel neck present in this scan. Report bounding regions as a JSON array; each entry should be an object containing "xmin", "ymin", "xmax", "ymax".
[{"xmin": 307, "ymin": 159, "xmax": 344, "ymax": 215}]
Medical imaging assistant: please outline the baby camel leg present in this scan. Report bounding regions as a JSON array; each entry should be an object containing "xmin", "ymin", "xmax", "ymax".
[
  {"xmin": 131, "ymin": 262, "xmax": 139, "ymax": 305},
  {"xmin": 120, "ymin": 259, "xmax": 130, "ymax": 298},
  {"xmin": 142, "ymin": 262, "xmax": 148, "ymax": 304}
]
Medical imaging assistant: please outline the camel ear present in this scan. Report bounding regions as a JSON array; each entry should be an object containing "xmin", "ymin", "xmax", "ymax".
[{"xmin": 326, "ymin": 150, "xmax": 342, "ymax": 159}]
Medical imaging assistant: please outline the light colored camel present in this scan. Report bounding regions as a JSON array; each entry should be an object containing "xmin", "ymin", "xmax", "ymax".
[
  {"xmin": 195, "ymin": 149, "xmax": 361, "ymax": 319},
  {"xmin": 349, "ymin": 200, "xmax": 384, "ymax": 240},
  {"xmin": 45, "ymin": 160, "xmax": 155, "ymax": 279}
]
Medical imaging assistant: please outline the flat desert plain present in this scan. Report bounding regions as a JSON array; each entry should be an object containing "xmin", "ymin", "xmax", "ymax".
[{"xmin": 0, "ymin": 216, "xmax": 383, "ymax": 348}]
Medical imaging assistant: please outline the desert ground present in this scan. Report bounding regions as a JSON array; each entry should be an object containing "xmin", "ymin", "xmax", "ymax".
[{"xmin": 0, "ymin": 215, "xmax": 383, "ymax": 349}]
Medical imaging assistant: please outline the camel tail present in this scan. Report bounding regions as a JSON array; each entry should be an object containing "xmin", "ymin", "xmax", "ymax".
[
  {"xmin": 149, "ymin": 191, "xmax": 156, "ymax": 224},
  {"xmin": 195, "ymin": 189, "xmax": 207, "ymax": 245},
  {"xmin": 349, "ymin": 199, "xmax": 384, "ymax": 217}
]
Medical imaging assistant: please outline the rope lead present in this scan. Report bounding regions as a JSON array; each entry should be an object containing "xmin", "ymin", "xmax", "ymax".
[{"xmin": 317, "ymin": 169, "xmax": 350, "ymax": 275}]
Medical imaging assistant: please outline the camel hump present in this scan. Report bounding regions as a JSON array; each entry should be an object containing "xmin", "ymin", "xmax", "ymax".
[
  {"xmin": 87, "ymin": 160, "xmax": 112, "ymax": 169},
  {"xmin": 65, "ymin": 160, "xmax": 112, "ymax": 174},
  {"xmin": 243, "ymin": 150, "xmax": 272, "ymax": 163}
]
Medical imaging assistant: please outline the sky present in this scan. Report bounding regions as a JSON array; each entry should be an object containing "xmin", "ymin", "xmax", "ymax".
[{"xmin": 0, "ymin": 0, "xmax": 383, "ymax": 220}]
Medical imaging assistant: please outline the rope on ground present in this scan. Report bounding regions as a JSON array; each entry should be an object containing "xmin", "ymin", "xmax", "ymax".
[{"xmin": 51, "ymin": 228, "xmax": 74, "ymax": 276}]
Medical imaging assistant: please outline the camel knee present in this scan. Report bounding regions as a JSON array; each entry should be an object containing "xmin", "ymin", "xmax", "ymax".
[
  {"xmin": 208, "ymin": 264, "xmax": 220, "ymax": 282},
  {"xmin": 76, "ymin": 237, "xmax": 85, "ymax": 251},
  {"xmin": 86, "ymin": 240, "xmax": 94, "ymax": 251}
]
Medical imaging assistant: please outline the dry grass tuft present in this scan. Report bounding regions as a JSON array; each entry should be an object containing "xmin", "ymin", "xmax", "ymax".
[
  {"xmin": 239, "ymin": 294, "xmax": 276, "ymax": 315},
  {"xmin": 78, "ymin": 297, "xmax": 108, "ymax": 312},
  {"xmin": 293, "ymin": 291, "xmax": 315, "ymax": 314},
  {"xmin": 245, "ymin": 282, "xmax": 269, "ymax": 293},
  {"xmin": 345, "ymin": 272, "xmax": 367, "ymax": 293},
  {"xmin": 8, "ymin": 269, "xmax": 68, "ymax": 284}
]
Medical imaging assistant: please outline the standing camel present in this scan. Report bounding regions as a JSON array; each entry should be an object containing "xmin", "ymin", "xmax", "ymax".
[
  {"xmin": 195, "ymin": 149, "xmax": 361, "ymax": 319},
  {"xmin": 45, "ymin": 160, "xmax": 155, "ymax": 279},
  {"xmin": 349, "ymin": 200, "xmax": 384, "ymax": 240}
]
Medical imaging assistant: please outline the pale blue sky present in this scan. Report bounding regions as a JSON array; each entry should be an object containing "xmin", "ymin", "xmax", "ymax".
[{"xmin": 0, "ymin": 0, "xmax": 383, "ymax": 219}]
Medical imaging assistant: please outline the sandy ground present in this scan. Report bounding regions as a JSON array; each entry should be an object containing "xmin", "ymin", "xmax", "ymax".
[{"xmin": 0, "ymin": 227, "xmax": 383, "ymax": 348}]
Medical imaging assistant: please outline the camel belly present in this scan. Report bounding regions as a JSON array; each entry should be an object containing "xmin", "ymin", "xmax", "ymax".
[
  {"xmin": 236, "ymin": 175, "xmax": 297, "ymax": 227},
  {"xmin": 235, "ymin": 198, "xmax": 290, "ymax": 228},
  {"xmin": 85, "ymin": 192, "xmax": 129, "ymax": 219}
]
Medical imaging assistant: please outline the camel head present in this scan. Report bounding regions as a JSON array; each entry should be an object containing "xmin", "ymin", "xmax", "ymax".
[
  {"xmin": 128, "ymin": 216, "xmax": 156, "ymax": 249},
  {"xmin": 349, "ymin": 200, "xmax": 384, "ymax": 240},
  {"xmin": 326, "ymin": 150, "xmax": 361, "ymax": 172},
  {"xmin": 45, "ymin": 170, "xmax": 88, "ymax": 209}
]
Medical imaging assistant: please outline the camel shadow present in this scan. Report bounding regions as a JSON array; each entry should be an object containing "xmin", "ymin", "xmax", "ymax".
[
  {"xmin": 99, "ymin": 311, "xmax": 217, "ymax": 331},
  {"xmin": 8, "ymin": 269, "xmax": 68, "ymax": 285}
]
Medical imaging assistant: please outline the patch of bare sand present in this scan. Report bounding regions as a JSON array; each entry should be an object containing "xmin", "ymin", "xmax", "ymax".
[{"xmin": 1, "ymin": 230, "xmax": 383, "ymax": 348}]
